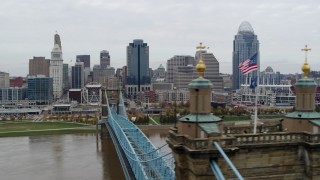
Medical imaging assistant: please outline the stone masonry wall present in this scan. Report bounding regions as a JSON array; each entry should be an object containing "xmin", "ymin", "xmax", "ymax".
[{"xmin": 219, "ymin": 145, "xmax": 305, "ymax": 179}]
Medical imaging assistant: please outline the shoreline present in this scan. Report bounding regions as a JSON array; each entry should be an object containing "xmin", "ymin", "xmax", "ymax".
[
  {"xmin": 0, "ymin": 121, "xmax": 98, "ymax": 137},
  {"xmin": 0, "ymin": 128, "xmax": 97, "ymax": 137},
  {"xmin": 0, "ymin": 122, "xmax": 173, "ymax": 138}
]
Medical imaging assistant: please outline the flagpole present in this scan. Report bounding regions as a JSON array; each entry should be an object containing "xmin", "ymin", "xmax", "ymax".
[
  {"xmin": 253, "ymin": 72, "xmax": 259, "ymax": 134},
  {"xmin": 239, "ymin": 53, "xmax": 259, "ymax": 134}
]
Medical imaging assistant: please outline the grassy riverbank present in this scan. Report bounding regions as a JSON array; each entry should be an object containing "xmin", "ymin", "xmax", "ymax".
[{"xmin": 0, "ymin": 121, "xmax": 97, "ymax": 137}]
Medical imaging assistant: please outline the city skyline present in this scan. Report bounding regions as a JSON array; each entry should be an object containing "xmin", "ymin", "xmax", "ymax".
[{"xmin": 1, "ymin": 0, "xmax": 320, "ymax": 76}]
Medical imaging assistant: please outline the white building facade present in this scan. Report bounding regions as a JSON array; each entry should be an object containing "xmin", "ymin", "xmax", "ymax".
[{"xmin": 50, "ymin": 34, "xmax": 64, "ymax": 99}]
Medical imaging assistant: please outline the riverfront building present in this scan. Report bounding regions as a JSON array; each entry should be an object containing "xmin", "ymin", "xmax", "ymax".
[
  {"xmin": 0, "ymin": 87, "xmax": 27, "ymax": 101},
  {"xmin": 232, "ymin": 21, "xmax": 260, "ymax": 90},
  {"xmin": 27, "ymin": 75, "xmax": 53, "ymax": 103}
]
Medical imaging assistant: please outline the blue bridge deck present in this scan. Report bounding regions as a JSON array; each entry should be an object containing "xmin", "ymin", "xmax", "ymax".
[{"xmin": 104, "ymin": 91, "xmax": 175, "ymax": 180}]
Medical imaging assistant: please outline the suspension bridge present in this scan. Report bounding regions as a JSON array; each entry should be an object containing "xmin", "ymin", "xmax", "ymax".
[
  {"xmin": 102, "ymin": 90, "xmax": 175, "ymax": 180},
  {"xmin": 100, "ymin": 89, "xmax": 243, "ymax": 180}
]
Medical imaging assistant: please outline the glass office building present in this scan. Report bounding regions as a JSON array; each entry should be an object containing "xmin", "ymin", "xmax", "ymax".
[
  {"xmin": 232, "ymin": 21, "xmax": 260, "ymax": 90},
  {"xmin": 71, "ymin": 62, "xmax": 84, "ymax": 89},
  {"xmin": 126, "ymin": 39, "xmax": 150, "ymax": 90},
  {"xmin": 0, "ymin": 87, "xmax": 27, "ymax": 101},
  {"xmin": 27, "ymin": 75, "xmax": 53, "ymax": 102}
]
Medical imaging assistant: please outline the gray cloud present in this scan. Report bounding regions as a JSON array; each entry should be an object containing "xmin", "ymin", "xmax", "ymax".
[{"xmin": 0, "ymin": 0, "xmax": 320, "ymax": 76}]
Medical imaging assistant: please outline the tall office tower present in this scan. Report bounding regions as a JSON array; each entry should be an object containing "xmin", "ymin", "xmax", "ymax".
[
  {"xmin": 29, "ymin": 56, "xmax": 50, "ymax": 77},
  {"xmin": 0, "ymin": 72, "xmax": 10, "ymax": 88},
  {"xmin": 100, "ymin": 50, "xmax": 110, "ymax": 68},
  {"xmin": 166, "ymin": 55, "xmax": 194, "ymax": 84},
  {"xmin": 27, "ymin": 75, "xmax": 53, "ymax": 103},
  {"xmin": 126, "ymin": 39, "xmax": 150, "ymax": 90},
  {"xmin": 76, "ymin": 55, "xmax": 90, "ymax": 68},
  {"xmin": 71, "ymin": 62, "xmax": 84, "ymax": 89},
  {"xmin": 63, "ymin": 64, "xmax": 69, "ymax": 91},
  {"xmin": 50, "ymin": 33, "xmax": 64, "ymax": 98},
  {"xmin": 195, "ymin": 50, "xmax": 224, "ymax": 92},
  {"xmin": 76, "ymin": 55, "xmax": 91, "ymax": 84},
  {"xmin": 232, "ymin": 21, "xmax": 260, "ymax": 90}
]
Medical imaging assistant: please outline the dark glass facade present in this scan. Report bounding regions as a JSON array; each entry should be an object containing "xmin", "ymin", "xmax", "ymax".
[
  {"xmin": 0, "ymin": 87, "xmax": 27, "ymax": 101},
  {"xmin": 63, "ymin": 64, "xmax": 69, "ymax": 91},
  {"xmin": 76, "ymin": 55, "xmax": 90, "ymax": 68},
  {"xmin": 27, "ymin": 76, "xmax": 53, "ymax": 101},
  {"xmin": 71, "ymin": 63, "xmax": 84, "ymax": 89},
  {"xmin": 126, "ymin": 39, "xmax": 150, "ymax": 90}
]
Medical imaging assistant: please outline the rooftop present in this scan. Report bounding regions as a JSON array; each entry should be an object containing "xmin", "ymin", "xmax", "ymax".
[{"xmin": 238, "ymin": 21, "xmax": 254, "ymax": 35}]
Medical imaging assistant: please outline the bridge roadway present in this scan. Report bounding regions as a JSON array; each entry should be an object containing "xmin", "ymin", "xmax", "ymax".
[
  {"xmin": 104, "ymin": 91, "xmax": 175, "ymax": 180},
  {"xmin": 105, "ymin": 120, "xmax": 136, "ymax": 180}
]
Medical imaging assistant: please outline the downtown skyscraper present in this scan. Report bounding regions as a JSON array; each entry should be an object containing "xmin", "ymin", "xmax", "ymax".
[
  {"xmin": 232, "ymin": 21, "xmax": 260, "ymax": 90},
  {"xmin": 126, "ymin": 39, "xmax": 150, "ymax": 90},
  {"xmin": 50, "ymin": 33, "xmax": 64, "ymax": 98}
]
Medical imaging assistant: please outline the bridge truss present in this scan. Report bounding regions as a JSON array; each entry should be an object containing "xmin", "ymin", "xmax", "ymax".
[{"xmin": 104, "ymin": 90, "xmax": 175, "ymax": 180}]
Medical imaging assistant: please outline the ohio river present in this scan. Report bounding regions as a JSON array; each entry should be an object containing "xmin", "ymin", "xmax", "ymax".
[{"xmin": 0, "ymin": 129, "xmax": 169, "ymax": 180}]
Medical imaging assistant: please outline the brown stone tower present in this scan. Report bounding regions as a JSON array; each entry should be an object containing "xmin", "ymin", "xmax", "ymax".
[
  {"xmin": 284, "ymin": 45, "xmax": 320, "ymax": 133},
  {"xmin": 168, "ymin": 43, "xmax": 222, "ymax": 179},
  {"xmin": 176, "ymin": 43, "xmax": 222, "ymax": 138}
]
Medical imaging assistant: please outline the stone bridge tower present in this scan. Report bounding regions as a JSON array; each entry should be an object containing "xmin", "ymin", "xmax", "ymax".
[
  {"xmin": 284, "ymin": 45, "xmax": 320, "ymax": 133},
  {"xmin": 167, "ymin": 44, "xmax": 320, "ymax": 180},
  {"xmin": 167, "ymin": 43, "xmax": 222, "ymax": 179}
]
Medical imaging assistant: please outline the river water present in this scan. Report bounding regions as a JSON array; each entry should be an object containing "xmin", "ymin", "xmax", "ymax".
[{"xmin": 0, "ymin": 130, "xmax": 169, "ymax": 180}]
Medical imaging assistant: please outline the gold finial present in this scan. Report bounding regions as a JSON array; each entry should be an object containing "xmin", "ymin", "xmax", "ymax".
[
  {"xmin": 196, "ymin": 43, "xmax": 206, "ymax": 78},
  {"xmin": 301, "ymin": 45, "xmax": 311, "ymax": 78}
]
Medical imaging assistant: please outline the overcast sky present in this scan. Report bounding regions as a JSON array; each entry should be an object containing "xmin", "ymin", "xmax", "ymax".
[{"xmin": 1, "ymin": 0, "xmax": 320, "ymax": 76}]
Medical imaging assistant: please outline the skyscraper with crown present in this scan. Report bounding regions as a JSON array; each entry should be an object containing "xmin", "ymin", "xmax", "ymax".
[
  {"xmin": 232, "ymin": 21, "xmax": 260, "ymax": 90},
  {"xmin": 50, "ymin": 33, "xmax": 64, "ymax": 98}
]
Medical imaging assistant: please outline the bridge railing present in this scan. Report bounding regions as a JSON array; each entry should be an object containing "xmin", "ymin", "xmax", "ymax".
[
  {"xmin": 220, "ymin": 132, "xmax": 320, "ymax": 148},
  {"xmin": 115, "ymin": 112, "xmax": 175, "ymax": 179},
  {"xmin": 108, "ymin": 110, "xmax": 148, "ymax": 179},
  {"xmin": 105, "ymin": 91, "xmax": 175, "ymax": 180},
  {"xmin": 169, "ymin": 130, "xmax": 320, "ymax": 150}
]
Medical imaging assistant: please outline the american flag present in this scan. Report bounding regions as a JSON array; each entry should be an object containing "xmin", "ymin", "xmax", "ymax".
[{"xmin": 238, "ymin": 53, "xmax": 258, "ymax": 74}]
